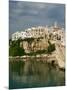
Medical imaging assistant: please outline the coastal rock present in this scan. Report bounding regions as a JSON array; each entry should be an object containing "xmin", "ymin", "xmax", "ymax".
[{"xmin": 22, "ymin": 38, "xmax": 48, "ymax": 53}]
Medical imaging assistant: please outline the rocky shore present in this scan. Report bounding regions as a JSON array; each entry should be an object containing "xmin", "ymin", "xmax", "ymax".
[{"xmin": 9, "ymin": 53, "xmax": 65, "ymax": 70}]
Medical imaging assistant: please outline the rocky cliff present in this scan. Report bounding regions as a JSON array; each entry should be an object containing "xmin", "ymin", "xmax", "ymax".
[
  {"xmin": 20, "ymin": 38, "xmax": 65, "ymax": 69},
  {"xmin": 21, "ymin": 38, "xmax": 49, "ymax": 53}
]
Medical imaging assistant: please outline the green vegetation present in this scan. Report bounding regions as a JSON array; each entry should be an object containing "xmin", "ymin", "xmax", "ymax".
[
  {"xmin": 49, "ymin": 33, "xmax": 53, "ymax": 39},
  {"xmin": 9, "ymin": 39, "xmax": 55, "ymax": 56},
  {"xmin": 47, "ymin": 43, "xmax": 55, "ymax": 54},
  {"xmin": 23, "ymin": 37, "xmax": 34, "ymax": 41},
  {"xmin": 47, "ymin": 40, "xmax": 55, "ymax": 54},
  {"xmin": 25, "ymin": 43, "xmax": 55, "ymax": 56},
  {"xmin": 9, "ymin": 39, "xmax": 25, "ymax": 56}
]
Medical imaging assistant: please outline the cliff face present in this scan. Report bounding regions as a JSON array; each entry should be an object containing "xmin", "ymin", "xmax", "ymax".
[
  {"xmin": 50, "ymin": 40, "xmax": 65, "ymax": 69},
  {"xmin": 22, "ymin": 38, "xmax": 49, "ymax": 53},
  {"xmin": 20, "ymin": 38, "xmax": 65, "ymax": 69},
  {"xmin": 55, "ymin": 42, "xmax": 65, "ymax": 68}
]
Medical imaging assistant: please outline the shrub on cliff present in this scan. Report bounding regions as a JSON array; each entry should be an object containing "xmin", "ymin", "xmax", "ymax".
[
  {"xmin": 47, "ymin": 44, "xmax": 55, "ymax": 54},
  {"xmin": 9, "ymin": 40, "xmax": 25, "ymax": 56},
  {"xmin": 9, "ymin": 46, "xmax": 25, "ymax": 56},
  {"xmin": 22, "ymin": 37, "xmax": 34, "ymax": 44},
  {"xmin": 36, "ymin": 49, "xmax": 47, "ymax": 54}
]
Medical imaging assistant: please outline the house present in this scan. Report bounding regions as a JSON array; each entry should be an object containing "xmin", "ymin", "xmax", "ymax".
[
  {"xmin": 25, "ymin": 26, "xmax": 49, "ymax": 38},
  {"xmin": 12, "ymin": 31, "xmax": 21, "ymax": 41}
]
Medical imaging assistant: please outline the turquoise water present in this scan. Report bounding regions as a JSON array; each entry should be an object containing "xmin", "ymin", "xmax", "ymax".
[{"xmin": 9, "ymin": 59, "xmax": 65, "ymax": 89}]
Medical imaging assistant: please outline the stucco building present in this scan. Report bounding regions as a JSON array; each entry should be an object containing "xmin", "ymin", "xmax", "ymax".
[
  {"xmin": 12, "ymin": 31, "xmax": 21, "ymax": 41},
  {"xmin": 49, "ymin": 22, "xmax": 65, "ymax": 44},
  {"xmin": 25, "ymin": 26, "xmax": 49, "ymax": 39}
]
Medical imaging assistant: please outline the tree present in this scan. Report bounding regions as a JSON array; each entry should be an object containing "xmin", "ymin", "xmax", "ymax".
[
  {"xmin": 9, "ymin": 40, "xmax": 25, "ymax": 56},
  {"xmin": 47, "ymin": 43, "xmax": 55, "ymax": 54}
]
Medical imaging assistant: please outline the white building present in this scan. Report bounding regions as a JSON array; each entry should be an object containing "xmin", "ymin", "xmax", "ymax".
[
  {"xmin": 25, "ymin": 28, "xmax": 33, "ymax": 38},
  {"xmin": 25, "ymin": 26, "xmax": 49, "ymax": 38},
  {"xmin": 49, "ymin": 22, "xmax": 65, "ymax": 44},
  {"xmin": 20, "ymin": 31, "xmax": 27, "ymax": 39},
  {"xmin": 12, "ymin": 31, "xmax": 27, "ymax": 41},
  {"xmin": 12, "ymin": 26, "xmax": 49, "ymax": 40},
  {"xmin": 11, "ymin": 23, "xmax": 65, "ymax": 43},
  {"xmin": 12, "ymin": 31, "xmax": 21, "ymax": 41}
]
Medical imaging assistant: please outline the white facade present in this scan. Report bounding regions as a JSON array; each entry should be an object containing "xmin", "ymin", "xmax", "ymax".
[
  {"xmin": 12, "ymin": 31, "xmax": 27, "ymax": 41},
  {"xmin": 12, "ymin": 26, "xmax": 49, "ymax": 40},
  {"xmin": 11, "ymin": 24, "xmax": 65, "ymax": 44},
  {"xmin": 12, "ymin": 31, "xmax": 21, "ymax": 41},
  {"xmin": 20, "ymin": 31, "xmax": 27, "ymax": 39},
  {"xmin": 49, "ymin": 23, "xmax": 65, "ymax": 44},
  {"xmin": 25, "ymin": 26, "xmax": 49, "ymax": 38},
  {"xmin": 25, "ymin": 28, "xmax": 32, "ymax": 38}
]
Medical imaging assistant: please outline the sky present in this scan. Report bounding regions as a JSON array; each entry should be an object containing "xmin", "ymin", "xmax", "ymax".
[{"xmin": 9, "ymin": 0, "xmax": 65, "ymax": 37}]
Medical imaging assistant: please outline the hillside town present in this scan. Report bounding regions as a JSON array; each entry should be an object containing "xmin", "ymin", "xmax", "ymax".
[
  {"xmin": 10, "ymin": 22, "xmax": 65, "ymax": 69},
  {"xmin": 11, "ymin": 22, "xmax": 65, "ymax": 45}
]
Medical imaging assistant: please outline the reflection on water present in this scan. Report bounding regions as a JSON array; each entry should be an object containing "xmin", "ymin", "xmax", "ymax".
[{"xmin": 9, "ymin": 59, "xmax": 65, "ymax": 89}]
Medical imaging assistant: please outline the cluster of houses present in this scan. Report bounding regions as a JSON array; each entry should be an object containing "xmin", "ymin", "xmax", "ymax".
[
  {"xmin": 11, "ymin": 22, "xmax": 65, "ymax": 45},
  {"xmin": 12, "ymin": 26, "xmax": 49, "ymax": 40}
]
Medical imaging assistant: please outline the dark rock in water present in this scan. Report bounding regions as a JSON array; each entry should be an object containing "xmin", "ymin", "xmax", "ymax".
[{"xmin": 59, "ymin": 68, "xmax": 65, "ymax": 71}]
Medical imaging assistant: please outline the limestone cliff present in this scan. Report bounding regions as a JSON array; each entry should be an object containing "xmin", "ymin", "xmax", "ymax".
[
  {"xmin": 50, "ymin": 40, "xmax": 65, "ymax": 69},
  {"xmin": 20, "ymin": 38, "xmax": 65, "ymax": 69},
  {"xmin": 21, "ymin": 38, "xmax": 49, "ymax": 53}
]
